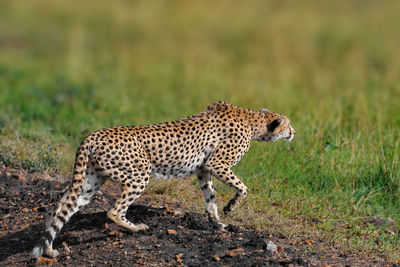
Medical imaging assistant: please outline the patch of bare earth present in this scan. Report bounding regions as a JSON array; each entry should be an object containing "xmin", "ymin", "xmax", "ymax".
[{"xmin": 0, "ymin": 166, "xmax": 395, "ymax": 266}]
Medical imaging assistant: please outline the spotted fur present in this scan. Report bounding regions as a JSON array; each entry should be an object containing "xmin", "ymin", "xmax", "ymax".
[{"xmin": 32, "ymin": 101, "xmax": 295, "ymax": 258}]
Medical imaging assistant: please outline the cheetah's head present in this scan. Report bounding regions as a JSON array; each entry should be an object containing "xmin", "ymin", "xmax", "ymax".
[{"xmin": 255, "ymin": 114, "xmax": 295, "ymax": 142}]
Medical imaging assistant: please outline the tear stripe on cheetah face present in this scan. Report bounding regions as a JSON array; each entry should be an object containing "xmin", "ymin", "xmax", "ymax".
[{"xmin": 32, "ymin": 101, "xmax": 294, "ymax": 258}]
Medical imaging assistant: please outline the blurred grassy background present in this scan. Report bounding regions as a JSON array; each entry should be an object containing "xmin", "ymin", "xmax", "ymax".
[{"xmin": 0, "ymin": 0, "xmax": 399, "ymax": 261}]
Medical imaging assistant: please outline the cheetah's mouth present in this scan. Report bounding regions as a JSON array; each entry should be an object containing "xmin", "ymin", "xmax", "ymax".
[
  {"xmin": 284, "ymin": 126, "xmax": 295, "ymax": 142},
  {"xmin": 284, "ymin": 134, "xmax": 294, "ymax": 142}
]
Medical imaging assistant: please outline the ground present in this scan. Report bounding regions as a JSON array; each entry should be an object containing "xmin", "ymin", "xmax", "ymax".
[{"xmin": 0, "ymin": 166, "xmax": 396, "ymax": 267}]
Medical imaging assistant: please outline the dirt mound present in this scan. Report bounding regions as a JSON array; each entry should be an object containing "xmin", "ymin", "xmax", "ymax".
[{"xmin": 0, "ymin": 167, "xmax": 392, "ymax": 266}]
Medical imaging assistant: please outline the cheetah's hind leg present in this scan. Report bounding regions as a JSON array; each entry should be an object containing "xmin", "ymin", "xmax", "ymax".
[
  {"xmin": 32, "ymin": 162, "xmax": 106, "ymax": 258},
  {"xmin": 106, "ymin": 171, "xmax": 151, "ymax": 232}
]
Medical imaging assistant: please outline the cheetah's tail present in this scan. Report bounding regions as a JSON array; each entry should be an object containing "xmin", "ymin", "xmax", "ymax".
[{"xmin": 32, "ymin": 139, "xmax": 91, "ymax": 258}]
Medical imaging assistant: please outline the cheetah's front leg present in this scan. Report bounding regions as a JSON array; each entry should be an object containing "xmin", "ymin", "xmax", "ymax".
[{"xmin": 204, "ymin": 162, "xmax": 248, "ymax": 215}]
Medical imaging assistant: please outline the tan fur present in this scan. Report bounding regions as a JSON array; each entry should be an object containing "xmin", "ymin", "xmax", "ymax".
[{"xmin": 32, "ymin": 101, "xmax": 295, "ymax": 258}]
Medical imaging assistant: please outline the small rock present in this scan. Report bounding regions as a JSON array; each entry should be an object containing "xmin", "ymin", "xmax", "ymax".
[
  {"xmin": 12, "ymin": 174, "xmax": 27, "ymax": 181},
  {"xmin": 37, "ymin": 257, "xmax": 57, "ymax": 264},
  {"xmin": 175, "ymin": 252, "xmax": 183, "ymax": 262},
  {"xmin": 304, "ymin": 239, "xmax": 314, "ymax": 246},
  {"xmin": 266, "ymin": 240, "xmax": 277, "ymax": 253},
  {"xmin": 225, "ymin": 247, "xmax": 244, "ymax": 257},
  {"xmin": 277, "ymin": 245, "xmax": 284, "ymax": 253},
  {"xmin": 167, "ymin": 229, "xmax": 177, "ymax": 235},
  {"xmin": 108, "ymin": 231, "xmax": 117, "ymax": 236},
  {"xmin": 22, "ymin": 208, "xmax": 29, "ymax": 213},
  {"xmin": 173, "ymin": 210, "xmax": 183, "ymax": 215}
]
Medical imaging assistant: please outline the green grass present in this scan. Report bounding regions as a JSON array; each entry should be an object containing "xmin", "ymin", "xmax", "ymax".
[{"xmin": 0, "ymin": 0, "xmax": 399, "ymax": 262}]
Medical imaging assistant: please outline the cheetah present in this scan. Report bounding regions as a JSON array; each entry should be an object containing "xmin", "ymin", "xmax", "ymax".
[{"xmin": 32, "ymin": 101, "xmax": 295, "ymax": 258}]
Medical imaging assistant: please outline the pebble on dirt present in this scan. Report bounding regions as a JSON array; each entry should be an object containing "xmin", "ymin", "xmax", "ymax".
[
  {"xmin": 167, "ymin": 229, "xmax": 177, "ymax": 235},
  {"xmin": 225, "ymin": 247, "xmax": 245, "ymax": 257},
  {"xmin": 266, "ymin": 240, "xmax": 278, "ymax": 253}
]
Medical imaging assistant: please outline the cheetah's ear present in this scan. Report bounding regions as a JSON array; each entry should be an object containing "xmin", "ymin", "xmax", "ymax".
[{"xmin": 267, "ymin": 118, "xmax": 283, "ymax": 131}]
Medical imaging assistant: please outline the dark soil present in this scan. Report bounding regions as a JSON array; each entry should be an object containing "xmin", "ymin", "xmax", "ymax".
[{"xmin": 0, "ymin": 167, "xmax": 395, "ymax": 266}]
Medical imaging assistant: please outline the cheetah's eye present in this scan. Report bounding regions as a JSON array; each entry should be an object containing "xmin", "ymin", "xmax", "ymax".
[{"xmin": 267, "ymin": 119, "xmax": 283, "ymax": 132}]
